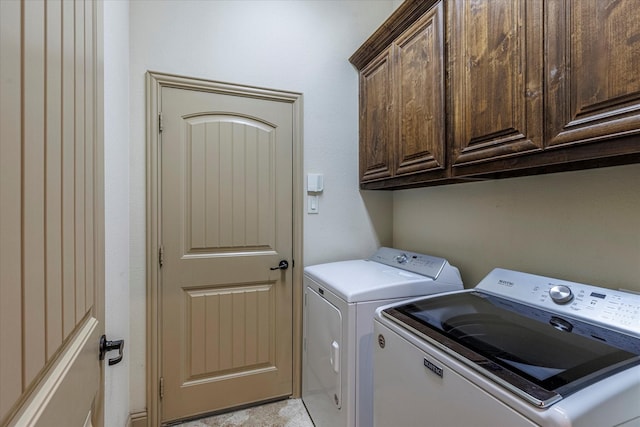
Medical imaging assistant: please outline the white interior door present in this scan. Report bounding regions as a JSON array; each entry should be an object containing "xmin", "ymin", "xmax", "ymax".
[
  {"xmin": 158, "ymin": 82, "xmax": 296, "ymax": 423},
  {"xmin": 0, "ymin": 1, "xmax": 105, "ymax": 425}
]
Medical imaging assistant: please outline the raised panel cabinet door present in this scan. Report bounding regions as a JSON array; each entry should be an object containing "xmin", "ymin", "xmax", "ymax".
[
  {"xmin": 450, "ymin": 0, "xmax": 544, "ymax": 168},
  {"xmin": 394, "ymin": 2, "xmax": 446, "ymax": 176},
  {"xmin": 359, "ymin": 48, "xmax": 394, "ymax": 182},
  {"xmin": 546, "ymin": 0, "xmax": 640, "ymax": 148}
]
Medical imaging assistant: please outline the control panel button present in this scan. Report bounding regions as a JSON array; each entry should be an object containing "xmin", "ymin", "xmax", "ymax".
[{"xmin": 549, "ymin": 284, "xmax": 574, "ymax": 304}]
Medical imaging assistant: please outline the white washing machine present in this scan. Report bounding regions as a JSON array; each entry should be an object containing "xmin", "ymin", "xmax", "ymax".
[
  {"xmin": 374, "ymin": 268, "xmax": 640, "ymax": 427},
  {"xmin": 302, "ymin": 247, "xmax": 463, "ymax": 427}
]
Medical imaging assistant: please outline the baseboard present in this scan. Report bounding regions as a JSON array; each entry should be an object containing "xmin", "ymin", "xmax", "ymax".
[{"xmin": 128, "ymin": 411, "xmax": 147, "ymax": 427}]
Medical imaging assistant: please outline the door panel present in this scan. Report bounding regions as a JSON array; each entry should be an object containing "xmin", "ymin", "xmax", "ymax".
[
  {"xmin": 186, "ymin": 285, "xmax": 273, "ymax": 378},
  {"xmin": 0, "ymin": 0, "xmax": 104, "ymax": 425},
  {"xmin": 161, "ymin": 87, "xmax": 294, "ymax": 422},
  {"xmin": 395, "ymin": 3, "xmax": 446, "ymax": 175},
  {"xmin": 359, "ymin": 49, "xmax": 394, "ymax": 182},
  {"xmin": 0, "ymin": 0, "xmax": 22, "ymax": 414},
  {"xmin": 450, "ymin": 0, "xmax": 543, "ymax": 166},
  {"xmin": 184, "ymin": 116, "xmax": 275, "ymax": 253},
  {"xmin": 545, "ymin": 0, "xmax": 640, "ymax": 147},
  {"xmin": 303, "ymin": 287, "xmax": 343, "ymax": 410}
]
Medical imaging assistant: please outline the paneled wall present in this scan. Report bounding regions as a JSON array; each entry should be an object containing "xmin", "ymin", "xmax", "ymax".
[{"xmin": 0, "ymin": 0, "xmax": 103, "ymax": 423}]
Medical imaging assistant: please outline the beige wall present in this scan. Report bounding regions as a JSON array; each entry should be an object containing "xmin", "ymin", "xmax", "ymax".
[{"xmin": 392, "ymin": 164, "xmax": 640, "ymax": 293}]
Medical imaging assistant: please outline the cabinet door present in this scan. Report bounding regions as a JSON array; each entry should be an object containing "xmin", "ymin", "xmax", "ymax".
[
  {"xmin": 546, "ymin": 0, "xmax": 640, "ymax": 148},
  {"xmin": 394, "ymin": 2, "xmax": 446, "ymax": 176},
  {"xmin": 450, "ymin": 0, "xmax": 543, "ymax": 167},
  {"xmin": 359, "ymin": 49, "xmax": 394, "ymax": 182}
]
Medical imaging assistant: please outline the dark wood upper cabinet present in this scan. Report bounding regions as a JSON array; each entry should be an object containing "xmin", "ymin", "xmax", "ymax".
[
  {"xmin": 449, "ymin": 0, "xmax": 543, "ymax": 168},
  {"xmin": 359, "ymin": 48, "xmax": 394, "ymax": 182},
  {"xmin": 357, "ymin": 2, "xmax": 445, "ymax": 185},
  {"xmin": 351, "ymin": 0, "xmax": 640, "ymax": 190},
  {"xmin": 394, "ymin": 4, "xmax": 446, "ymax": 176},
  {"xmin": 545, "ymin": 1, "xmax": 640, "ymax": 148}
]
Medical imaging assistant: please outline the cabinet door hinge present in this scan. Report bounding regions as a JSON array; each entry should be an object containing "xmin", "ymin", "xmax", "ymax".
[
  {"xmin": 158, "ymin": 113, "xmax": 164, "ymax": 133},
  {"xmin": 159, "ymin": 246, "xmax": 164, "ymax": 267},
  {"xmin": 159, "ymin": 377, "xmax": 164, "ymax": 399}
]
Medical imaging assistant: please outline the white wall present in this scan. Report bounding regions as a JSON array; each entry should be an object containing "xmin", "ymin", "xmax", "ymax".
[
  {"xmin": 103, "ymin": 1, "xmax": 131, "ymax": 425},
  {"xmin": 127, "ymin": 0, "xmax": 396, "ymax": 414},
  {"xmin": 393, "ymin": 164, "xmax": 640, "ymax": 293}
]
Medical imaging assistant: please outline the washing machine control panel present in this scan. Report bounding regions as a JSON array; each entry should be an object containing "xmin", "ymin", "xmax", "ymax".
[
  {"xmin": 477, "ymin": 268, "xmax": 640, "ymax": 336},
  {"xmin": 370, "ymin": 247, "xmax": 447, "ymax": 280}
]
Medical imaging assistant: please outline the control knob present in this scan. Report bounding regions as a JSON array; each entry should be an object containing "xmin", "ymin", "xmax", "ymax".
[
  {"xmin": 549, "ymin": 285, "xmax": 574, "ymax": 304},
  {"xmin": 395, "ymin": 254, "xmax": 408, "ymax": 264}
]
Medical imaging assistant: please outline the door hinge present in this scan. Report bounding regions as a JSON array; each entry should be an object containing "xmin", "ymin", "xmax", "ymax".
[
  {"xmin": 158, "ymin": 113, "xmax": 164, "ymax": 133},
  {"xmin": 158, "ymin": 246, "xmax": 164, "ymax": 267},
  {"xmin": 159, "ymin": 377, "xmax": 164, "ymax": 399}
]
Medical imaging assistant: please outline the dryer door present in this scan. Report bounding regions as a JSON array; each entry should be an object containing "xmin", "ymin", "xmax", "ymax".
[{"xmin": 303, "ymin": 286, "xmax": 342, "ymax": 409}]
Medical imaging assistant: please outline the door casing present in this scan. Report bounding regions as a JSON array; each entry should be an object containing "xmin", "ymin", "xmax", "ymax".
[{"xmin": 145, "ymin": 71, "xmax": 303, "ymax": 426}]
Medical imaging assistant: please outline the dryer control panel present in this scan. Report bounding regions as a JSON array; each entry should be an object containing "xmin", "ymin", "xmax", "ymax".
[{"xmin": 369, "ymin": 247, "xmax": 447, "ymax": 280}]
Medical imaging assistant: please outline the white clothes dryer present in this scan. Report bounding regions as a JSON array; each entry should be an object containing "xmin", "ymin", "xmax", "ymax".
[{"xmin": 302, "ymin": 247, "xmax": 463, "ymax": 427}]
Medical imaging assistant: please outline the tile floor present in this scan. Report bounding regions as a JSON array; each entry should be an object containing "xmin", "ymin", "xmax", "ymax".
[{"xmin": 172, "ymin": 398, "xmax": 314, "ymax": 427}]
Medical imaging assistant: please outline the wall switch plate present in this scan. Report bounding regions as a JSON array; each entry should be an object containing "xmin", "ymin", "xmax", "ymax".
[{"xmin": 308, "ymin": 195, "xmax": 319, "ymax": 214}]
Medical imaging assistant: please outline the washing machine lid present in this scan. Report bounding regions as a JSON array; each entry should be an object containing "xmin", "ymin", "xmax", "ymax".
[
  {"xmin": 380, "ymin": 269, "xmax": 640, "ymax": 408},
  {"xmin": 304, "ymin": 258, "xmax": 462, "ymax": 303}
]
